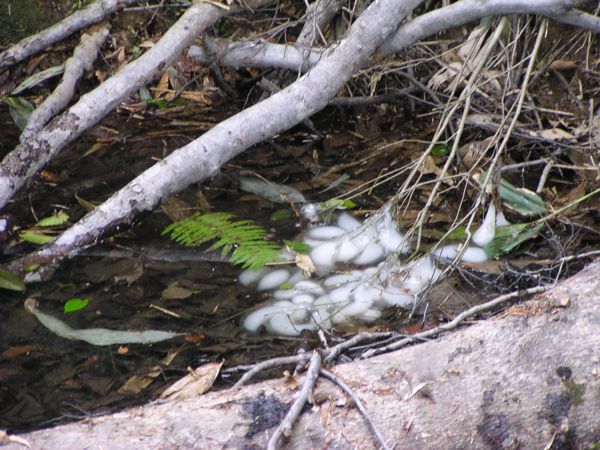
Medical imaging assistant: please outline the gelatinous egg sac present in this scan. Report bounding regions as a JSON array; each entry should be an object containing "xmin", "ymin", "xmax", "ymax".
[{"xmin": 240, "ymin": 206, "xmax": 498, "ymax": 336}]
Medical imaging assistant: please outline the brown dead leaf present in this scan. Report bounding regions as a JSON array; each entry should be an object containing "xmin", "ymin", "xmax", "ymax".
[
  {"xmin": 1, "ymin": 345, "xmax": 38, "ymax": 359},
  {"xmin": 548, "ymin": 60, "xmax": 578, "ymax": 71},
  {"xmin": 458, "ymin": 136, "xmax": 495, "ymax": 169},
  {"xmin": 40, "ymin": 170, "xmax": 61, "ymax": 183},
  {"xmin": 181, "ymin": 90, "xmax": 213, "ymax": 105},
  {"xmin": 84, "ymin": 259, "xmax": 144, "ymax": 284},
  {"xmin": 420, "ymin": 156, "xmax": 445, "ymax": 180},
  {"xmin": 185, "ymin": 333, "xmax": 206, "ymax": 344},
  {"xmin": 282, "ymin": 370, "xmax": 299, "ymax": 390},
  {"xmin": 161, "ymin": 197, "xmax": 193, "ymax": 222},
  {"xmin": 119, "ymin": 366, "xmax": 162, "ymax": 395},
  {"xmin": 160, "ymin": 362, "xmax": 223, "ymax": 400},
  {"xmin": 155, "ymin": 71, "xmax": 170, "ymax": 99},
  {"xmin": 162, "ymin": 281, "xmax": 194, "ymax": 300},
  {"xmin": 74, "ymin": 193, "xmax": 98, "ymax": 212},
  {"xmin": 529, "ymin": 127, "xmax": 577, "ymax": 143},
  {"xmin": 296, "ymin": 253, "xmax": 316, "ymax": 277},
  {"xmin": 113, "ymin": 260, "xmax": 144, "ymax": 285}
]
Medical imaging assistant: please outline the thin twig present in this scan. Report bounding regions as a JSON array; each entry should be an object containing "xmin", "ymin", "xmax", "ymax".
[
  {"xmin": 320, "ymin": 369, "xmax": 391, "ymax": 450},
  {"xmin": 232, "ymin": 332, "xmax": 392, "ymax": 387},
  {"xmin": 233, "ymin": 354, "xmax": 310, "ymax": 388},
  {"xmin": 267, "ymin": 350, "xmax": 322, "ymax": 450},
  {"xmin": 323, "ymin": 332, "xmax": 392, "ymax": 362},
  {"xmin": 360, "ymin": 285, "xmax": 548, "ymax": 358}
]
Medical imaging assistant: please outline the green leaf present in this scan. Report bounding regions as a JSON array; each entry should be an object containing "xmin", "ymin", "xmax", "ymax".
[
  {"xmin": 431, "ymin": 144, "xmax": 450, "ymax": 156},
  {"xmin": 64, "ymin": 298, "xmax": 89, "ymax": 313},
  {"xmin": 24, "ymin": 263, "xmax": 40, "ymax": 272},
  {"xmin": 163, "ymin": 212, "xmax": 284, "ymax": 270},
  {"xmin": 499, "ymin": 178, "xmax": 547, "ymax": 216},
  {"xmin": 434, "ymin": 225, "xmax": 467, "ymax": 241},
  {"xmin": 0, "ymin": 96, "xmax": 35, "ymax": 130},
  {"xmin": 284, "ymin": 239, "xmax": 311, "ymax": 254},
  {"xmin": 11, "ymin": 65, "xmax": 65, "ymax": 95},
  {"xmin": 0, "ymin": 268, "xmax": 26, "ymax": 291},
  {"xmin": 320, "ymin": 198, "xmax": 356, "ymax": 211},
  {"xmin": 19, "ymin": 231, "xmax": 55, "ymax": 245},
  {"xmin": 270, "ymin": 209, "xmax": 291, "ymax": 221},
  {"xmin": 483, "ymin": 222, "xmax": 543, "ymax": 257},
  {"xmin": 36, "ymin": 211, "xmax": 69, "ymax": 227}
]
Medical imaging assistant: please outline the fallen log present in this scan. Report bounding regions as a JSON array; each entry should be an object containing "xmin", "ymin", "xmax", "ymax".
[{"xmin": 4, "ymin": 259, "xmax": 599, "ymax": 449}]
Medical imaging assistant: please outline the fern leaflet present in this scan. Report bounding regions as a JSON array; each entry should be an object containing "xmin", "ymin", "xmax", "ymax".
[{"xmin": 162, "ymin": 212, "xmax": 283, "ymax": 269}]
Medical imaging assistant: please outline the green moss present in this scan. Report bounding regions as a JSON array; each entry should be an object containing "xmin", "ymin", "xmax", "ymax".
[{"xmin": 565, "ymin": 380, "xmax": 585, "ymax": 406}]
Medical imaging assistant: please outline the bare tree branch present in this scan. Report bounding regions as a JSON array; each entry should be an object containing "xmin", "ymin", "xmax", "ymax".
[
  {"xmin": 0, "ymin": 0, "xmax": 139, "ymax": 71},
  {"xmin": 189, "ymin": 0, "xmax": 595, "ymax": 72},
  {"xmin": 9, "ymin": 0, "xmax": 425, "ymax": 279},
  {"xmin": 267, "ymin": 351, "xmax": 322, "ymax": 450},
  {"xmin": 380, "ymin": 0, "xmax": 593, "ymax": 56},
  {"xmin": 20, "ymin": 24, "xmax": 110, "ymax": 142},
  {"xmin": 0, "ymin": 1, "xmax": 265, "ymax": 210},
  {"xmin": 191, "ymin": 37, "xmax": 324, "ymax": 72}
]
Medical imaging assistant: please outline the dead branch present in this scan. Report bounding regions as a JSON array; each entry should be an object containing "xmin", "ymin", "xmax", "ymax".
[
  {"xmin": 0, "ymin": 0, "xmax": 265, "ymax": 210},
  {"xmin": 379, "ymin": 0, "xmax": 594, "ymax": 57},
  {"xmin": 189, "ymin": 0, "xmax": 595, "ymax": 71},
  {"xmin": 7, "ymin": 0, "xmax": 424, "ymax": 278},
  {"xmin": 191, "ymin": 38, "xmax": 324, "ymax": 72},
  {"xmin": 267, "ymin": 351, "xmax": 322, "ymax": 450},
  {"xmin": 296, "ymin": 0, "xmax": 345, "ymax": 46},
  {"xmin": 20, "ymin": 24, "xmax": 110, "ymax": 142},
  {"xmin": 0, "ymin": 0, "xmax": 139, "ymax": 71}
]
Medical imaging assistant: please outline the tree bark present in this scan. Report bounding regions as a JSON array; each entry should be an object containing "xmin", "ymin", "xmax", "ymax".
[{"xmin": 5, "ymin": 259, "xmax": 599, "ymax": 449}]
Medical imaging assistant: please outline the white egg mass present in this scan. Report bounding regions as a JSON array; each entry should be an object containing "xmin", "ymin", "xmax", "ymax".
[{"xmin": 241, "ymin": 206, "xmax": 495, "ymax": 335}]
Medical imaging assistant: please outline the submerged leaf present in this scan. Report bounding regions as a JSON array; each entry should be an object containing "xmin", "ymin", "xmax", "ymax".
[
  {"xmin": 64, "ymin": 298, "xmax": 89, "ymax": 313},
  {"xmin": 3, "ymin": 96, "xmax": 35, "ymax": 130},
  {"xmin": 11, "ymin": 65, "xmax": 65, "ymax": 95},
  {"xmin": 240, "ymin": 175, "xmax": 306, "ymax": 204},
  {"xmin": 25, "ymin": 298, "xmax": 181, "ymax": 346},
  {"xmin": 0, "ymin": 268, "xmax": 26, "ymax": 292}
]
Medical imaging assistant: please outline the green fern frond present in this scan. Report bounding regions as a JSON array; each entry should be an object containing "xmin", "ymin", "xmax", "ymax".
[{"xmin": 162, "ymin": 212, "xmax": 284, "ymax": 269}]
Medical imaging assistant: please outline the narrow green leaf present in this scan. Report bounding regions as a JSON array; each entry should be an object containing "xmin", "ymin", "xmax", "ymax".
[
  {"xmin": 483, "ymin": 222, "xmax": 543, "ymax": 256},
  {"xmin": 0, "ymin": 96, "xmax": 35, "ymax": 130},
  {"xmin": 64, "ymin": 298, "xmax": 89, "ymax": 313},
  {"xmin": 11, "ymin": 65, "xmax": 65, "ymax": 95},
  {"xmin": 36, "ymin": 211, "xmax": 69, "ymax": 227},
  {"xmin": 270, "ymin": 209, "xmax": 291, "ymax": 221},
  {"xmin": 499, "ymin": 178, "xmax": 547, "ymax": 216},
  {"xmin": 320, "ymin": 198, "xmax": 356, "ymax": 211},
  {"xmin": 20, "ymin": 231, "xmax": 55, "ymax": 245},
  {"xmin": 0, "ymin": 268, "xmax": 26, "ymax": 291}
]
